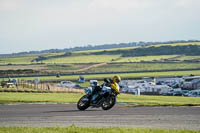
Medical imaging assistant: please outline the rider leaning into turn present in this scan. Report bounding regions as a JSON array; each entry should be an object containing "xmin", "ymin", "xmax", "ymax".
[
  {"xmin": 92, "ymin": 75, "xmax": 121, "ymax": 96},
  {"xmin": 103, "ymin": 75, "xmax": 121, "ymax": 94},
  {"xmin": 111, "ymin": 75, "xmax": 121, "ymax": 94}
]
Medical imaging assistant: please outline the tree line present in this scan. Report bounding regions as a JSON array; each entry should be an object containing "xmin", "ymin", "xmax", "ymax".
[
  {"xmin": 1, "ymin": 40, "xmax": 199, "ymax": 57},
  {"xmin": 92, "ymin": 45, "xmax": 200, "ymax": 57}
]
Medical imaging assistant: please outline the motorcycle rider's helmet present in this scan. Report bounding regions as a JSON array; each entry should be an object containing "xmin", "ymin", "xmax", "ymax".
[{"xmin": 112, "ymin": 75, "xmax": 121, "ymax": 83}]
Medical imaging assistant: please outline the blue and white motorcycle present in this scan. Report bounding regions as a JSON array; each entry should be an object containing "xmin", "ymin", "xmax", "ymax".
[{"xmin": 77, "ymin": 80, "xmax": 117, "ymax": 110}]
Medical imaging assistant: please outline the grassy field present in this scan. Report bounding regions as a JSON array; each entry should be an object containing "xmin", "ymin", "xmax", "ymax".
[
  {"xmin": 0, "ymin": 126, "xmax": 199, "ymax": 133},
  {"xmin": 0, "ymin": 63, "xmax": 91, "ymax": 73},
  {"xmin": 0, "ymin": 92, "xmax": 200, "ymax": 106},
  {"xmin": 1, "ymin": 62, "xmax": 200, "ymax": 76},
  {"xmin": 0, "ymin": 54, "xmax": 120, "ymax": 64},
  {"xmin": 46, "ymin": 64, "xmax": 88, "ymax": 71},
  {"xmin": 1, "ymin": 42, "xmax": 200, "ymax": 80},
  {"xmin": 1, "ymin": 41, "xmax": 200, "ymax": 65},
  {"xmin": 147, "ymin": 42, "xmax": 200, "ymax": 47},
  {"xmin": 43, "ymin": 55, "xmax": 121, "ymax": 64},
  {"xmin": 0, "ymin": 64, "xmax": 46, "ymax": 70},
  {"xmin": 1, "ymin": 70, "xmax": 198, "ymax": 81},
  {"xmin": 102, "ymin": 55, "xmax": 200, "ymax": 63},
  {"xmin": 112, "ymin": 55, "xmax": 179, "ymax": 62},
  {"xmin": 88, "ymin": 63, "xmax": 200, "ymax": 73},
  {"xmin": 73, "ymin": 46, "xmax": 140, "ymax": 54},
  {"xmin": 74, "ymin": 42, "xmax": 200, "ymax": 54},
  {"xmin": 0, "ymin": 55, "xmax": 38, "ymax": 64},
  {"xmin": 0, "ymin": 70, "xmax": 200, "ymax": 83},
  {"xmin": 0, "ymin": 92, "xmax": 82, "ymax": 104},
  {"xmin": 1, "ymin": 54, "xmax": 200, "ymax": 64},
  {"xmin": 1, "ymin": 54, "xmax": 200, "ymax": 65},
  {"xmin": 173, "ymin": 55, "xmax": 200, "ymax": 61}
]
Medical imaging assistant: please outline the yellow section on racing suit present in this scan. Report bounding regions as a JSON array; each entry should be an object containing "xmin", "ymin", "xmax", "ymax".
[{"xmin": 111, "ymin": 82, "xmax": 120, "ymax": 94}]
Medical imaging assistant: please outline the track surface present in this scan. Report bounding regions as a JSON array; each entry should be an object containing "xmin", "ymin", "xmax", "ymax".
[{"xmin": 0, "ymin": 104, "xmax": 200, "ymax": 129}]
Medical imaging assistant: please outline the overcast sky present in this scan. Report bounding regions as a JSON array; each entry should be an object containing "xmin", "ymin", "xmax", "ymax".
[{"xmin": 0, "ymin": 0, "xmax": 200, "ymax": 54}]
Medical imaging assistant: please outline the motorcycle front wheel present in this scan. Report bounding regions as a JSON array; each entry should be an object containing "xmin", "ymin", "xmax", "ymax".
[
  {"xmin": 101, "ymin": 95, "xmax": 116, "ymax": 110},
  {"xmin": 77, "ymin": 95, "xmax": 90, "ymax": 111}
]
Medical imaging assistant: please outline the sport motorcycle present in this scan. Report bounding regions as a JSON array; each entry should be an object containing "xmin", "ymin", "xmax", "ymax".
[{"xmin": 77, "ymin": 80, "xmax": 118, "ymax": 110}]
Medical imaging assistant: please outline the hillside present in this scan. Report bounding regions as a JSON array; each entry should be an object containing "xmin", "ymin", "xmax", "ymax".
[
  {"xmin": 1, "ymin": 41, "xmax": 200, "ymax": 77},
  {"xmin": 92, "ymin": 45, "xmax": 200, "ymax": 57},
  {"xmin": 31, "ymin": 42, "xmax": 200, "ymax": 63},
  {"xmin": 0, "ymin": 40, "xmax": 199, "ymax": 57},
  {"xmin": 1, "ymin": 41, "xmax": 200, "ymax": 65}
]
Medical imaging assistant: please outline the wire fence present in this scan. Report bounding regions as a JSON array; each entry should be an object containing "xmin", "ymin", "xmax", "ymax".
[{"xmin": 0, "ymin": 79, "xmax": 84, "ymax": 93}]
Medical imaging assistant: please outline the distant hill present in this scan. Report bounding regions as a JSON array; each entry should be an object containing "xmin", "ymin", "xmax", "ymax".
[
  {"xmin": 29, "ymin": 41, "xmax": 200, "ymax": 63},
  {"xmin": 0, "ymin": 40, "xmax": 199, "ymax": 57},
  {"xmin": 92, "ymin": 45, "xmax": 200, "ymax": 57}
]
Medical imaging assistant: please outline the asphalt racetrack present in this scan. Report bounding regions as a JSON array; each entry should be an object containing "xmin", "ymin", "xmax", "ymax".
[{"xmin": 0, "ymin": 104, "xmax": 200, "ymax": 129}]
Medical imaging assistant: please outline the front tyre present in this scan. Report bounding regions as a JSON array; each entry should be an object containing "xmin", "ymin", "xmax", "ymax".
[
  {"xmin": 101, "ymin": 95, "xmax": 116, "ymax": 110},
  {"xmin": 77, "ymin": 95, "xmax": 90, "ymax": 111}
]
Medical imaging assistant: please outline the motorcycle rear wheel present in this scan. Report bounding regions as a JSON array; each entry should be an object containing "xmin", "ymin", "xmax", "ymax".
[
  {"xmin": 77, "ymin": 95, "xmax": 90, "ymax": 111},
  {"xmin": 101, "ymin": 95, "xmax": 116, "ymax": 110}
]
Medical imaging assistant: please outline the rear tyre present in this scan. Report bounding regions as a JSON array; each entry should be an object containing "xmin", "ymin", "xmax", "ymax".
[
  {"xmin": 101, "ymin": 95, "xmax": 116, "ymax": 110},
  {"xmin": 77, "ymin": 95, "xmax": 90, "ymax": 111}
]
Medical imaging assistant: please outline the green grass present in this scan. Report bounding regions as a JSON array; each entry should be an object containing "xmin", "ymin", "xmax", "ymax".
[
  {"xmin": 43, "ymin": 55, "xmax": 121, "ymax": 63},
  {"xmin": 113, "ymin": 55, "xmax": 179, "ymax": 62},
  {"xmin": 1, "ymin": 42, "xmax": 200, "ymax": 65},
  {"xmin": 0, "ymin": 55, "xmax": 38, "ymax": 64},
  {"xmin": 2, "ymin": 62, "xmax": 200, "ymax": 72},
  {"xmin": 1, "ymin": 41, "xmax": 200, "ymax": 64},
  {"xmin": 147, "ymin": 42, "xmax": 200, "ymax": 48},
  {"xmin": 0, "ymin": 126, "xmax": 199, "ymax": 133},
  {"xmin": 0, "ymin": 92, "xmax": 82, "ymax": 104},
  {"xmin": 73, "ymin": 46, "xmax": 140, "ymax": 54},
  {"xmin": 46, "ymin": 64, "xmax": 85, "ymax": 71},
  {"xmin": 1, "ymin": 53, "xmax": 200, "ymax": 65},
  {"xmin": 0, "ymin": 64, "xmax": 46, "ymax": 71},
  {"xmin": 118, "ymin": 94, "xmax": 200, "ymax": 106},
  {"xmin": 88, "ymin": 63, "xmax": 200, "ymax": 73},
  {"xmin": 173, "ymin": 55, "xmax": 200, "ymax": 61},
  {"xmin": 2, "ymin": 70, "xmax": 199, "ymax": 82},
  {"xmin": 0, "ymin": 93, "xmax": 200, "ymax": 106},
  {"xmin": 42, "ymin": 52, "xmax": 65, "ymax": 57},
  {"xmin": 74, "ymin": 42, "xmax": 200, "ymax": 54}
]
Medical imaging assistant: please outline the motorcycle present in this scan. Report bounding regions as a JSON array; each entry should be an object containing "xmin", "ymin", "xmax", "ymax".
[{"xmin": 77, "ymin": 80, "xmax": 118, "ymax": 111}]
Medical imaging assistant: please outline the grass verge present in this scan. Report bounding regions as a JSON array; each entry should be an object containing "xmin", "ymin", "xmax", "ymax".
[
  {"xmin": 1, "ymin": 70, "xmax": 200, "ymax": 82},
  {"xmin": 0, "ymin": 92, "xmax": 82, "ymax": 104},
  {"xmin": 0, "ymin": 126, "xmax": 199, "ymax": 133},
  {"xmin": 0, "ymin": 92, "xmax": 200, "ymax": 107}
]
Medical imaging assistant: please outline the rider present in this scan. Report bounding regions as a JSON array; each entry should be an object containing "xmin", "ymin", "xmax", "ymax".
[
  {"xmin": 111, "ymin": 75, "xmax": 121, "ymax": 95},
  {"xmin": 103, "ymin": 75, "xmax": 121, "ymax": 94}
]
